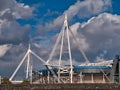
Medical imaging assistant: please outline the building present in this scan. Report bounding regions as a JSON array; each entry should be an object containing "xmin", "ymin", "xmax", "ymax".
[{"xmin": 35, "ymin": 64, "xmax": 111, "ymax": 84}]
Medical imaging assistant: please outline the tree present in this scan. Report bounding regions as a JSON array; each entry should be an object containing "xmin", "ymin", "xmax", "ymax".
[
  {"xmin": 2, "ymin": 77, "xmax": 12, "ymax": 84},
  {"xmin": 21, "ymin": 80, "xmax": 30, "ymax": 85}
]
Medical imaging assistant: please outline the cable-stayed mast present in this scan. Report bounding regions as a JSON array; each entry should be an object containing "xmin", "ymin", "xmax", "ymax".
[
  {"xmin": 10, "ymin": 13, "xmax": 90, "ymax": 84},
  {"xmin": 10, "ymin": 43, "xmax": 46, "ymax": 82},
  {"xmin": 46, "ymin": 13, "xmax": 89, "ymax": 83},
  {"xmin": 64, "ymin": 14, "xmax": 73, "ymax": 83}
]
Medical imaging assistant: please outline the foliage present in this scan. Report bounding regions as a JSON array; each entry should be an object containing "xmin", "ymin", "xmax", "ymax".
[
  {"xmin": 1, "ymin": 77, "xmax": 12, "ymax": 84},
  {"xmin": 21, "ymin": 80, "xmax": 30, "ymax": 85}
]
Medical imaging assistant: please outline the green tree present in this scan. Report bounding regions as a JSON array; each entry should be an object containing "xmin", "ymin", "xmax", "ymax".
[
  {"xmin": 21, "ymin": 80, "xmax": 30, "ymax": 85},
  {"xmin": 2, "ymin": 77, "xmax": 12, "ymax": 84}
]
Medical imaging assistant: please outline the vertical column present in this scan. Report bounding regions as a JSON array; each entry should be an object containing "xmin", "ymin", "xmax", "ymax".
[
  {"xmin": 47, "ymin": 71, "xmax": 50, "ymax": 84},
  {"xmin": 112, "ymin": 73, "xmax": 115, "ymax": 83},
  {"xmin": 43, "ymin": 77, "xmax": 45, "ymax": 84},
  {"xmin": 65, "ymin": 14, "xmax": 73, "ymax": 83},
  {"xmin": 58, "ymin": 29, "xmax": 64, "ymax": 83},
  {"xmin": 0, "ymin": 76, "xmax": 1, "ymax": 84},
  {"xmin": 119, "ymin": 59, "xmax": 120, "ymax": 83},
  {"xmin": 30, "ymin": 65, "xmax": 32, "ymax": 84},
  {"xmin": 102, "ymin": 74, "xmax": 105, "ymax": 83},
  {"xmin": 26, "ymin": 48, "xmax": 30, "ymax": 79},
  {"xmin": 91, "ymin": 73, "xmax": 94, "ymax": 83},
  {"xmin": 110, "ymin": 61, "xmax": 115, "ymax": 83},
  {"xmin": 79, "ymin": 72, "xmax": 83, "ymax": 83}
]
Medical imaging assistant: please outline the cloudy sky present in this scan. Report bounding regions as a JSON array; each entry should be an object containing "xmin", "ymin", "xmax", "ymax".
[{"xmin": 0, "ymin": 0, "xmax": 120, "ymax": 78}]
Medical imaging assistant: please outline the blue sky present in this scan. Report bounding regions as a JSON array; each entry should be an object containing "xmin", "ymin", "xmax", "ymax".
[
  {"xmin": 16, "ymin": 0, "xmax": 118, "ymax": 38},
  {"xmin": 16, "ymin": 0, "xmax": 113, "ymax": 39},
  {"xmin": 16, "ymin": 0, "xmax": 119, "ymax": 23},
  {"xmin": 0, "ymin": 0, "xmax": 120, "ymax": 77},
  {"xmin": 16, "ymin": 0, "xmax": 79, "ymax": 38}
]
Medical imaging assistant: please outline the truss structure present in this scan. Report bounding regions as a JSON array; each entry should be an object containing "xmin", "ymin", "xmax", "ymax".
[
  {"xmin": 46, "ymin": 14, "xmax": 89, "ymax": 83},
  {"xmin": 10, "ymin": 14, "xmax": 90, "ymax": 84},
  {"xmin": 9, "ymin": 44, "xmax": 46, "ymax": 82}
]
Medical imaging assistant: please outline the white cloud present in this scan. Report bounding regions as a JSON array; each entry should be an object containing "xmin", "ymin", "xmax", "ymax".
[
  {"xmin": 36, "ymin": 0, "xmax": 112, "ymax": 57},
  {"xmin": 12, "ymin": 3, "xmax": 33, "ymax": 19},
  {"xmin": 76, "ymin": 0, "xmax": 111, "ymax": 18},
  {"xmin": 49, "ymin": 59, "xmax": 81, "ymax": 66},
  {"xmin": 35, "ymin": 0, "xmax": 118, "ymax": 63},
  {"xmin": 0, "ymin": 0, "xmax": 34, "ymax": 77},
  {"xmin": 0, "ymin": 0, "xmax": 33, "ymax": 19},
  {"xmin": 44, "ymin": 9, "xmax": 61, "ymax": 17},
  {"xmin": 79, "ymin": 13, "xmax": 120, "ymax": 52},
  {"xmin": 70, "ymin": 22, "xmax": 80, "ymax": 35},
  {"xmin": 39, "ymin": 0, "xmax": 111, "ymax": 32},
  {"xmin": 69, "ymin": 13, "xmax": 120, "ymax": 52},
  {"xmin": 0, "ymin": 0, "xmax": 116, "ymax": 77},
  {"xmin": 0, "ymin": 0, "xmax": 33, "ymax": 45},
  {"xmin": 68, "ymin": 23, "xmax": 89, "ymax": 51},
  {"xmin": 49, "ymin": 13, "xmax": 120, "ymax": 63},
  {"xmin": 0, "ymin": 44, "xmax": 11, "ymax": 57},
  {"xmin": 0, "ymin": 19, "xmax": 30, "ymax": 44}
]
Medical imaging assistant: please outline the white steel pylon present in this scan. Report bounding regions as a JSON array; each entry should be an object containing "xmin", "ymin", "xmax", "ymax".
[
  {"xmin": 64, "ymin": 14, "xmax": 73, "ymax": 83},
  {"xmin": 46, "ymin": 14, "xmax": 89, "ymax": 83},
  {"xmin": 46, "ymin": 14, "xmax": 73, "ymax": 83},
  {"xmin": 9, "ymin": 44, "xmax": 46, "ymax": 81}
]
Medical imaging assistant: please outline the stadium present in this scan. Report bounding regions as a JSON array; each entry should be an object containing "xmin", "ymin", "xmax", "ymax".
[{"xmin": 9, "ymin": 15, "xmax": 120, "ymax": 84}]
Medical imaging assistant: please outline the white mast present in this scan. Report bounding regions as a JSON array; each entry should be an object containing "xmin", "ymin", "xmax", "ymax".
[
  {"xmin": 10, "ymin": 44, "xmax": 46, "ymax": 82},
  {"xmin": 10, "ymin": 50, "xmax": 28, "ymax": 81},
  {"xmin": 57, "ymin": 14, "xmax": 73, "ymax": 83},
  {"xmin": 58, "ymin": 22, "xmax": 65, "ymax": 83},
  {"xmin": 26, "ymin": 44, "xmax": 31, "ymax": 79},
  {"xmin": 45, "ymin": 13, "xmax": 89, "ymax": 83},
  {"xmin": 64, "ymin": 14, "xmax": 73, "ymax": 83},
  {"xmin": 30, "ymin": 65, "xmax": 33, "ymax": 84}
]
